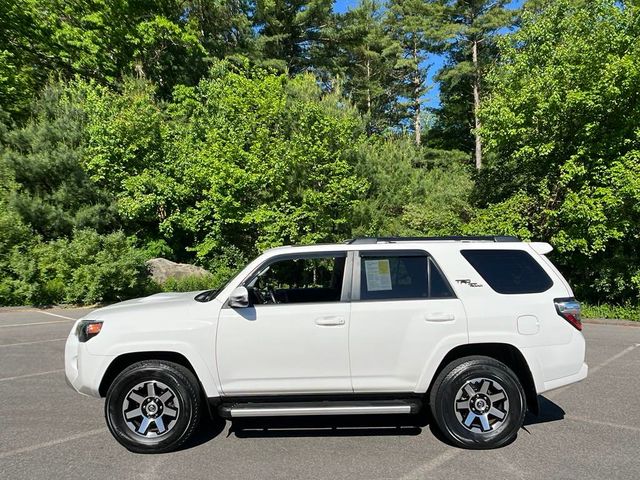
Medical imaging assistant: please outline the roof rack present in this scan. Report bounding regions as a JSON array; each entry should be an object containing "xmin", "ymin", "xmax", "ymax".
[{"xmin": 346, "ymin": 236, "xmax": 520, "ymax": 244}]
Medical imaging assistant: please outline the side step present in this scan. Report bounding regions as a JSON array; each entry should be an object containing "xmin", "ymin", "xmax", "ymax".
[{"xmin": 218, "ymin": 399, "xmax": 422, "ymax": 418}]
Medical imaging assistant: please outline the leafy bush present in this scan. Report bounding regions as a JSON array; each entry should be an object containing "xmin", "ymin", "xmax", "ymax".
[
  {"xmin": 0, "ymin": 229, "xmax": 149, "ymax": 306},
  {"xmin": 150, "ymin": 274, "xmax": 219, "ymax": 294},
  {"xmin": 582, "ymin": 303, "xmax": 640, "ymax": 322}
]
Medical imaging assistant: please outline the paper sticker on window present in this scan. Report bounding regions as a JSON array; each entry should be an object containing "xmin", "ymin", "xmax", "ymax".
[{"xmin": 365, "ymin": 259, "xmax": 392, "ymax": 291}]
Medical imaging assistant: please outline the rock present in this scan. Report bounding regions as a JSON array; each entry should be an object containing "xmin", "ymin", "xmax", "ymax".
[{"xmin": 146, "ymin": 258, "xmax": 210, "ymax": 284}]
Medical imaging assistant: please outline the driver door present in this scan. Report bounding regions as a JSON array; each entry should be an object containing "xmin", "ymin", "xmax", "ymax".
[{"xmin": 216, "ymin": 251, "xmax": 353, "ymax": 395}]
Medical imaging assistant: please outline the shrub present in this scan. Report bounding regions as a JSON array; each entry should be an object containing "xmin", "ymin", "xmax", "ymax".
[
  {"xmin": 1, "ymin": 229, "xmax": 149, "ymax": 306},
  {"xmin": 151, "ymin": 274, "xmax": 219, "ymax": 294},
  {"xmin": 582, "ymin": 303, "xmax": 640, "ymax": 322}
]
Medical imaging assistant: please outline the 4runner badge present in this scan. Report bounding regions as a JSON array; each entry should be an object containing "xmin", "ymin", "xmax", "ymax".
[{"xmin": 456, "ymin": 279, "xmax": 483, "ymax": 287}]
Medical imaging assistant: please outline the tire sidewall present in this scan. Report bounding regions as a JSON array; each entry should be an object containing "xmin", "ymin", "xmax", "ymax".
[
  {"xmin": 434, "ymin": 359, "xmax": 526, "ymax": 449},
  {"xmin": 105, "ymin": 363, "xmax": 197, "ymax": 453}
]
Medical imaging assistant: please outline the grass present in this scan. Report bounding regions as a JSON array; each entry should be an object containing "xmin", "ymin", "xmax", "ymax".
[{"xmin": 582, "ymin": 302, "xmax": 640, "ymax": 322}]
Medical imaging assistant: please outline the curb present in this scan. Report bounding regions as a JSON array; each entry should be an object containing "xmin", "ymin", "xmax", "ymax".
[{"xmin": 583, "ymin": 318, "xmax": 640, "ymax": 327}]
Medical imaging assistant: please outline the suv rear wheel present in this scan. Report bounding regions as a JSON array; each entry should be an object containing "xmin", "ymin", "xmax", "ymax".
[
  {"xmin": 429, "ymin": 356, "xmax": 526, "ymax": 449},
  {"xmin": 105, "ymin": 360, "xmax": 202, "ymax": 453}
]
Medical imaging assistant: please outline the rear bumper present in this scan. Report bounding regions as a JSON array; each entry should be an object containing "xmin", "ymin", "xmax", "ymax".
[
  {"xmin": 543, "ymin": 362, "xmax": 588, "ymax": 392},
  {"xmin": 522, "ymin": 328, "xmax": 587, "ymax": 394}
]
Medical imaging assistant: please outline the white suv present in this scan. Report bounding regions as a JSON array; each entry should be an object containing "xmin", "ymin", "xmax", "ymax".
[{"xmin": 65, "ymin": 236, "xmax": 587, "ymax": 453}]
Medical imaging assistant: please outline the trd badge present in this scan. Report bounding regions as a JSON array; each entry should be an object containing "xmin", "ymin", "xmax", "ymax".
[{"xmin": 456, "ymin": 279, "xmax": 483, "ymax": 287}]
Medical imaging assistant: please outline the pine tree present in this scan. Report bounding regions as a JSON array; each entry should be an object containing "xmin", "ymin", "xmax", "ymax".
[
  {"xmin": 439, "ymin": 0, "xmax": 517, "ymax": 168},
  {"xmin": 335, "ymin": 0, "xmax": 403, "ymax": 132},
  {"xmin": 386, "ymin": 0, "xmax": 450, "ymax": 145},
  {"xmin": 253, "ymin": 0, "xmax": 334, "ymax": 74}
]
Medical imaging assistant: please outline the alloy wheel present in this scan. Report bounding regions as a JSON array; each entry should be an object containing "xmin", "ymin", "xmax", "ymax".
[
  {"xmin": 121, "ymin": 380, "xmax": 180, "ymax": 438},
  {"xmin": 453, "ymin": 377, "xmax": 509, "ymax": 433}
]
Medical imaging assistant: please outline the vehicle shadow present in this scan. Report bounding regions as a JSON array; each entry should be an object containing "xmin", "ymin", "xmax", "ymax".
[
  {"xmin": 178, "ymin": 395, "xmax": 564, "ymax": 448},
  {"xmin": 524, "ymin": 395, "xmax": 565, "ymax": 427},
  {"xmin": 177, "ymin": 413, "xmax": 227, "ymax": 451},
  {"xmin": 229, "ymin": 411, "xmax": 430, "ymax": 439}
]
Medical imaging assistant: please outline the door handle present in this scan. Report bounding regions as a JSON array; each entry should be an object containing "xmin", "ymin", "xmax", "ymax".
[
  {"xmin": 315, "ymin": 316, "xmax": 345, "ymax": 326},
  {"xmin": 424, "ymin": 313, "xmax": 455, "ymax": 322}
]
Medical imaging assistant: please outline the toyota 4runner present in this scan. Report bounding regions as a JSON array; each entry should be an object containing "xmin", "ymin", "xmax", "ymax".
[{"xmin": 65, "ymin": 236, "xmax": 587, "ymax": 453}]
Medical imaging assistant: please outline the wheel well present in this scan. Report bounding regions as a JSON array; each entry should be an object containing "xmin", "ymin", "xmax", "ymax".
[
  {"xmin": 428, "ymin": 343, "xmax": 539, "ymax": 415},
  {"xmin": 98, "ymin": 351, "xmax": 199, "ymax": 397}
]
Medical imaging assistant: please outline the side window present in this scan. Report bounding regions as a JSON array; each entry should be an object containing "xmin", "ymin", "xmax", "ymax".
[
  {"xmin": 429, "ymin": 258, "xmax": 455, "ymax": 299},
  {"xmin": 359, "ymin": 254, "xmax": 454, "ymax": 300},
  {"xmin": 247, "ymin": 254, "xmax": 346, "ymax": 304},
  {"xmin": 460, "ymin": 249, "xmax": 553, "ymax": 294}
]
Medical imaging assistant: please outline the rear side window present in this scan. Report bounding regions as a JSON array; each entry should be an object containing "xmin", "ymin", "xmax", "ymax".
[
  {"xmin": 359, "ymin": 253, "xmax": 454, "ymax": 300},
  {"xmin": 461, "ymin": 249, "xmax": 553, "ymax": 294}
]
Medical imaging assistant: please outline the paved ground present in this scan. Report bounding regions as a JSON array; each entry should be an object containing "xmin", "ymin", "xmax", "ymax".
[{"xmin": 0, "ymin": 307, "xmax": 639, "ymax": 480}]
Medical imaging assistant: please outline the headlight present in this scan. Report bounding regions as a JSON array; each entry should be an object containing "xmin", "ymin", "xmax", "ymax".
[{"xmin": 76, "ymin": 320, "xmax": 103, "ymax": 342}]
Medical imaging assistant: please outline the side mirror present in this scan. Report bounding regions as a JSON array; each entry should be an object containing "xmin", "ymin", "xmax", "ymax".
[{"xmin": 228, "ymin": 286, "xmax": 250, "ymax": 308}]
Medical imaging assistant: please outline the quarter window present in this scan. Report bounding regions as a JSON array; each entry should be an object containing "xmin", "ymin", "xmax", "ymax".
[{"xmin": 460, "ymin": 249, "xmax": 553, "ymax": 294}]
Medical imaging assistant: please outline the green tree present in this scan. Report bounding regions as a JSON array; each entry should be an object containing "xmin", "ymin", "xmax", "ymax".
[
  {"xmin": 478, "ymin": 0, "xmax": 640, "ymax": 302},
  {"xmin": 1, "ymin": 83, "xmax": 118, "ymax": 240},
  {"xmin": 254, "ymin": 0, "xmax": 334, "ymax": 74},
  {"xmin": 78, "ymin": 62, "xmax": 368, "ymax": 267},
  {"xmin": 438, "ymin": 0, "xmax": 516, "ymax": 168},
  {"xmin": 386, "ymin": 0, "xmax": 450, "ymax": 145},
  {"xmin": 352, "ymin": 137, "xmax": 473, "ymax": 236},
  {"xmin": 333, "ymin": 0, "xmax": 403, "ymax": 132},
  {"xmin": 0, "ymin": 0, "xmax": 257, "ymax": 117}
]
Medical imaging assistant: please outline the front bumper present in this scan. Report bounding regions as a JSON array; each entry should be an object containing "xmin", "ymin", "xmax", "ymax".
[{"xmin": 64, "ymin": 330, "xmax": 113, "ymax": 397}]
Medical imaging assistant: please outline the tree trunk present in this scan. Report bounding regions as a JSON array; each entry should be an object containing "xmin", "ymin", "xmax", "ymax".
[
  {"xmin": 472, "ymin": 39, "xmax": 482, "ymax": 169},
  {"xmin": 413, "ymin": 39, "xmax": 421, "ymax": 146},
  {"xmin": 366, "ymin": 57, "xmax": 371, "ymax": 114}
]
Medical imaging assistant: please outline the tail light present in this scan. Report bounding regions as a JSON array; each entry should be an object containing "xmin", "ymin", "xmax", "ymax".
[{"xmin": 554, "ymin": 297, "xmax": 582, "ymax": 331}]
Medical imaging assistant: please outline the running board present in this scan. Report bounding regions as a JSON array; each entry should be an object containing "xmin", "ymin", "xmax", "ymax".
[{"xmin": 219, "ymin": 399, "xmax": 422, "ymax": 418}]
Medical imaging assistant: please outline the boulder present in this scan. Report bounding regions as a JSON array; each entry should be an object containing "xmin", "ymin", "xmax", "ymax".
[{"xmin": 146, "ymin": 258, "xmax": 210, "ymax": 284}]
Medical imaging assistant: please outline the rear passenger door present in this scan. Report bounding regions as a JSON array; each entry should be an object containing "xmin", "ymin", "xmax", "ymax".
[{"xmin": 349, "ymin": 250, "xmax": 467, "ymax": 393}]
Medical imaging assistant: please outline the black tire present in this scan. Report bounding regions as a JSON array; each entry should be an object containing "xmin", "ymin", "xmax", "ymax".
[
  {"xmin": 429, "ymin": 356, "xmax": 526, "ymax": 449},
  {"xmin": 105, "ymin": 360, "xmax": 202, "ymax": 453}
]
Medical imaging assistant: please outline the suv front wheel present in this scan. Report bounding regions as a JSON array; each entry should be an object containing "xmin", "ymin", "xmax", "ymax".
[
  {"xmin": 105, "ymin": 360, "xmax": 202, "ymax": 453},
  {"xmin": 429, "ymin": 356, "xmax": 526, "ymax": 449}
]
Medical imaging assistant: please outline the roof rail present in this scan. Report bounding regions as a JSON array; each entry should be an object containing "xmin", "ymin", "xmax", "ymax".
[{"xmin": 345, "ymin": 236, "xmax": 520, "ymax": 244}]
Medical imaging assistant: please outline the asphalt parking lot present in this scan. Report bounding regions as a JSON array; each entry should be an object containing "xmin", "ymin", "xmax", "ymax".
[{"xmin": 0, "ymin": 307, "xmax": 639, "ymax": 480}]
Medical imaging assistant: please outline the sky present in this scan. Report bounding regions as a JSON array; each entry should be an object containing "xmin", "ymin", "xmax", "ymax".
[{"xmin": 332, "ymin": 0, "xmax": 524, "ymax": 109}]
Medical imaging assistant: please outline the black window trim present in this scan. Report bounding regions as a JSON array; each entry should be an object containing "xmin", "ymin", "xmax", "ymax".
[
  {"xmin": 224, "ymin": 250, "xmax": 353, "ymax": 307},
  {"xmin": 351, "ymin": 249, "xmax": 456, "ymax": 302}
]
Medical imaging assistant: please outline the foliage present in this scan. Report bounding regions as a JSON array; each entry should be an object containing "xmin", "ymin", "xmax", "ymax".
[
  {"xmin": 0, "ymin": 230, "xmax": 149, "ymax": 306},
  {"xmin": 149, "ymin": 274, "xmax": 221, "ymax": 295},
  {"xmin": 1, "ymin": 84, "xmax": 119, "ymax": 240},
  {"xmin": 1, "ymin": 0, "xmax": 639, "ymax": 308},
  {"xmin": 352, "ymin": 137, "xmax": 473, "ymax": 236},
  {"xmin": 254, "ymin": 0, "xmax": 334, "ymax": 73},
  {"xmin": 581, "ymin": 303, "xmax": 640, "ymax": 322},
  {"xmin": 386, "ymin": 0, "xmax": 451, "ymax": 144},
  {"xmin": 479, "ymin": 0, "xmax": 640, "ymax": 303},
  {"xmin": 332, "ymin": 0, "xmax": 404, "ymax": 133},
  {"xmin": 93, "ymin": 63, "xmax": 369, "ymax": 264}
]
